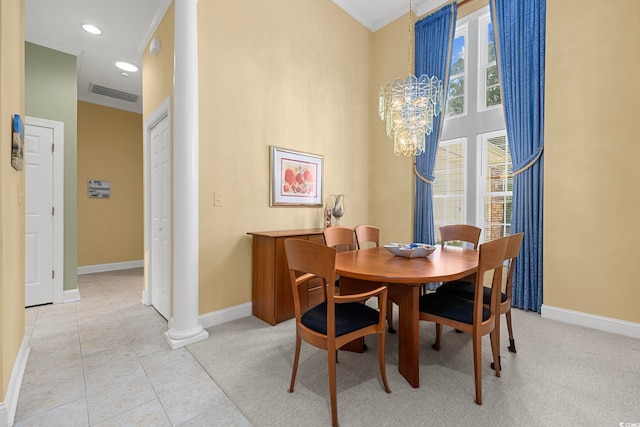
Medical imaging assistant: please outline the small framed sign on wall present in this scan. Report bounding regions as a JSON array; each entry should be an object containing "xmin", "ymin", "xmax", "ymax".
[{"xmin": 88, "ymin": 180, "xmax": 110, "ymax": 198}]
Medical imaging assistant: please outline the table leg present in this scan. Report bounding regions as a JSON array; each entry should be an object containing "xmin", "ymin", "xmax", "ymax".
[{"xmin": 389, "ymin": 283, "xmax": 420, "ymax": 388}]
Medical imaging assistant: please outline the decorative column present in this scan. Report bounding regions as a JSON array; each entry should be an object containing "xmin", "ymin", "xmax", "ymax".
[{"xmin": 166, "ymin": 0, "xmax": 208, "ymax": 349}]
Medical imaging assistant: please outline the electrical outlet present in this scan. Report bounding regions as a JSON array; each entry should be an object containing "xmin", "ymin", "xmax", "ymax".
[{"xmin": 214, "ymin": 192, "xmax": 223, "ymax": 207}]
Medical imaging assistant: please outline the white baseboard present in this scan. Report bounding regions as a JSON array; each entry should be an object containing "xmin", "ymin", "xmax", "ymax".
[
  {"xmin": 199, "ymin": 302, "xmax": 252, "ymax": 330},
  {"xmin": 0, "ymin": 336, "xmax": 30, "ymax": 427},
  {"xmin": 77, "ymin": 260, "xmax": 143, "ymax": 275},
  {"xmin": 541, "ymin": 304, "xmax": 640, "ymax": 339},
  {"xmin": 63, "ymin": 289, "xmax": 81, "ymax": 303}
]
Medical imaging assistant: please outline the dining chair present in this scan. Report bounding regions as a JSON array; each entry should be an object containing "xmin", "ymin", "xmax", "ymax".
[
  {"xmin": 421, "ymin": 224, "xmax": 482, "ymax": 295},
  {"xmin": 323, "ymin": 225, "xmax": 356, "ymax": 293},
  {"xmin": 435, "ymin": 232, "xmax": 524, "ymax": 365},
  {"xmin": 323, "ymin": 226, "xmax": 357, "ymax": 252},
  {"xmin": 354, "ymin": 224, "xmax": 379, "ymax": 249},
  {"xmin": 354, "ymin": 225, "xmax": 395, "ymax": 333},
  {"xmin": 418, "ymin": 235, "xmax": 509, "ymax": 405},
  {"xmin": 439, "ymin": 224, "xmax": 482, "ymax": 250},
  {"xmin": 284, "ymin": 238, "xmax": 390, "ymax": 427}
]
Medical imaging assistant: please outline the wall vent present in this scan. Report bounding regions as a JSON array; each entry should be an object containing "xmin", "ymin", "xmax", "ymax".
[{"xmin": 89, "ymin": 83, "xmax": 140, "ymax": 103}]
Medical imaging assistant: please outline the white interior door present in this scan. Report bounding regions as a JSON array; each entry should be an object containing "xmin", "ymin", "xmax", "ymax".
[
  {"xmin": 25, "ymin": 124, "xmax": 54, "ymax": 306},
  {"xmin": 150, "ymin": 114, "xmax": 172, "ymax": 319}
]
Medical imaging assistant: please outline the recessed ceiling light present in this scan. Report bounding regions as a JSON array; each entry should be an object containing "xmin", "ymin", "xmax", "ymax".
[
  {"xmin": 82, "ymin": 24, "xmax": 102, "ymax": 35},
  {"xmin": 115, "ymin": 61, "xmax": 138, "ymax": 73}
]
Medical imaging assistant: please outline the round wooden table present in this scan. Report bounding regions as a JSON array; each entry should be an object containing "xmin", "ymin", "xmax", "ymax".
[{"xmin": 335, "ymin": 246, "xmax": 479, "ymax": 388}]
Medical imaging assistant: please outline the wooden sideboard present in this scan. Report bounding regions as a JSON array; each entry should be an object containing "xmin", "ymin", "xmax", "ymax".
[{"xmin": 247, "ymin": 229, "xmax": 326, "ymax": 325}]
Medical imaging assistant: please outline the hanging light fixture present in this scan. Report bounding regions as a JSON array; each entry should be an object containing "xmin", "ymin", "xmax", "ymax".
[{"xmin": 378, "ymin": 0, "xmax": 444, "ymax": 157}]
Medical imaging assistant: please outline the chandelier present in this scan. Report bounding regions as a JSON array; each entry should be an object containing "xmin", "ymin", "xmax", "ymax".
[{"xmin": 378, "ymin": 0, "xmax": 444, "ymax": 157}]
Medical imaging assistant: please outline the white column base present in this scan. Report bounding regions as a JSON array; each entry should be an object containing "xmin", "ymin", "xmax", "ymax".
[{"xmin": 165, "ymin": 328, "xmax": 209, "ymax": 349}]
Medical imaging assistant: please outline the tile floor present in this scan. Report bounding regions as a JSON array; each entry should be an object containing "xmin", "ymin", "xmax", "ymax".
[{"xmin": 14, "ymin": 268, "xmax": 252, "ymax": 426}]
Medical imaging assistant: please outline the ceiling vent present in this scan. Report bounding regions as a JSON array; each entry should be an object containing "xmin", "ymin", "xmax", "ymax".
[{"xmin": 89, "ymin": 83, "xmax": 140, "ymax": 103}]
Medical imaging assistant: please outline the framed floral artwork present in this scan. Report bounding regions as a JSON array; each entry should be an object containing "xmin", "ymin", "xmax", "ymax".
[{"xmin": 270, "ymin": 146, "xmax": 323, "ymax": 206}]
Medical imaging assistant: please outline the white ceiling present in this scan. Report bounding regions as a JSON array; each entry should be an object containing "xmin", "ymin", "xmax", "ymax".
[
  {"xmin": 25, "ymin": 0, "xmax": 446, "ymax": 115},
  {"xmin": 25, "ymin": 0, "xmax": 171, "ymax": 114},
  {"xmin": 333, "ymin": 0, "xmax": 447, "ymax": 32}
]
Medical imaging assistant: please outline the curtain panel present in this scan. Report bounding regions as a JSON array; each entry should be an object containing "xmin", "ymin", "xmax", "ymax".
[
  {"xmin": 490, "ymin": 0, "xmax": 545, "ymax": 312},
  {"xmin": 413, "ymin": 3, "xmax": 457, "ymax": 245}
]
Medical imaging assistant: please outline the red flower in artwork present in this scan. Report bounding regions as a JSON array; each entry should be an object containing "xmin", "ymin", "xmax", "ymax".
[
  {"xmin": 303, "ymin": 169, "xmax": 314, "ymax": 183},
  {"xmin": 284, "ymin": 168, "xmax": 295, "ymax": 185}
]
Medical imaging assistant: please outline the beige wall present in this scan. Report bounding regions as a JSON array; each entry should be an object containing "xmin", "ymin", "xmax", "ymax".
[
  {"xmin": 544, "ymin": 0, "xmax": 640, "ymax": 323},
  {"xmin": 142, "ymin": 2, "xmax": 174, "ymax": 119},
  {"xmin": 0, "ymin": 0, "xmax": 25, "ymax": 399},
  {"xmin": 369, "ymin": 14, "xmax": 416, "ymax": 246},
  {"xmin": 196, "ymin": 0, "xmax": 371, "ymax": 313},
  {"xmin": 77, "ymin": 102, "xmax": 143, "ymax": 266}
]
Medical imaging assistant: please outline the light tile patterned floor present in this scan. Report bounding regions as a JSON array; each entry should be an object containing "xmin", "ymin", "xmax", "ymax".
[{"xmin": 14, "ymin": 268, "xmax": 252, "ymax": 427}]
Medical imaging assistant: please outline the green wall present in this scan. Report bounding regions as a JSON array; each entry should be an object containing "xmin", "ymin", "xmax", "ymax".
[{"xmin": 25, "ymin": 42, "xmax": 78, "ymax": 292}]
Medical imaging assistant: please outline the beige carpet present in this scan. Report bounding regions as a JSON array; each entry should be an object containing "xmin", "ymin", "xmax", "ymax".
[{"xmin": 187, "ymin": 308, "xmax": 640, "ymax": 427}]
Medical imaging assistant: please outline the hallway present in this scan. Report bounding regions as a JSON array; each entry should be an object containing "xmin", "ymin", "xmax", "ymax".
[{"xmin": 15, "ymin": 268, "xmax": 251, "ymax": 426}]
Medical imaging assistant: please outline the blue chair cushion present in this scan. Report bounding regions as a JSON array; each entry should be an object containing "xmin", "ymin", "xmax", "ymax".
[
  {"xmin": 419, "ymin": 293, "xmax": 490, "ymax": 325},
  {"xmin": 436, "ymin": 280, "xmax": 507, "ymax": 304},
  {"xmin": 301, "ymin": 301, "xmax": 379, "ymax": 337}
]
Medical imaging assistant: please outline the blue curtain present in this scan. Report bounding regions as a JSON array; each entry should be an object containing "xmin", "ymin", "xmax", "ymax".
[
  {"xmin": 490, "ymin": 0, "xmax": 545, "ymax": 312},
  {"xmin": 414, "ymin": 3, "xmax": 457, "ymax": 245}
]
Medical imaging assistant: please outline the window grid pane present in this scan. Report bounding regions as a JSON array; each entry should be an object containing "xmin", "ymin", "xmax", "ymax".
[
  {"xmin": 482, "ymin": 134, "xmax": 511, "ymax": 240},
  {"xmin": 483, "ymin": 21, "xmax": 502, "ymax": 109},
  {"xmin": 446, "ymin": 35, "xmax": 465, "ymax": 117},
  {"xmin": 434, "ymin": 140, "xmax": 465, "ymax": 243}
]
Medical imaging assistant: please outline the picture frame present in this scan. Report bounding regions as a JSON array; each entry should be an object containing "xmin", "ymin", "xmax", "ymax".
[
  {"xmin": 88, "ymin": 180, "xmax": 111, "ymax": 198},
  {"xmin": 270, "ymin": 146, "xmax": 323, "ymax": 206},
  {"xmin": 11, "ymin": 114, "xmax": 24, "ymax": 171}
]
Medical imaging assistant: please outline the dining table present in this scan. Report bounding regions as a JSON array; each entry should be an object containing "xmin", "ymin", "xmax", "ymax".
[{"xmin": 335, "ymin": 245, "xmax": 479, "ymax": 388}]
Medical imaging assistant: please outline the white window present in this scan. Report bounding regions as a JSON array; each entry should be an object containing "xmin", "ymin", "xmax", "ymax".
[{"xmin": 434, "ymin": 7, "xmax": 511, "ymax": 244}]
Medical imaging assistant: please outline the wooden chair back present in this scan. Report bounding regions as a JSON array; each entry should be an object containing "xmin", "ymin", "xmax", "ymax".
[
  {"xmin": 354, "ymin": 225, "xmax": 380, "ymax": 249},
  {"xmin": 503, "ymin": 233, "xmax": 524, "ymax": 300},
  {"xmin": 439, "ymin": 224, "xmax": 482, "ymax": 249},
  {"xmin": 323, "ymin": 226, "xmax": 356, "ymax": 253},
  {"xmin": 285, "ymin": 238, "xmax": 336, "ymax": 317},
  {"xmin": 476, "ymin": 236, "xmax": 510, "ymax": 320}
]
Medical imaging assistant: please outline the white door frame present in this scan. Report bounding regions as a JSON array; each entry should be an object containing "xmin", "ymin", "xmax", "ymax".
[
  {"xmin": 142, "ymin": 97, "xmax": 172, "ymax": 307},
  {"xmin": 25, "ymin": 116, "xmax": 64, "ymax": 304}
]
